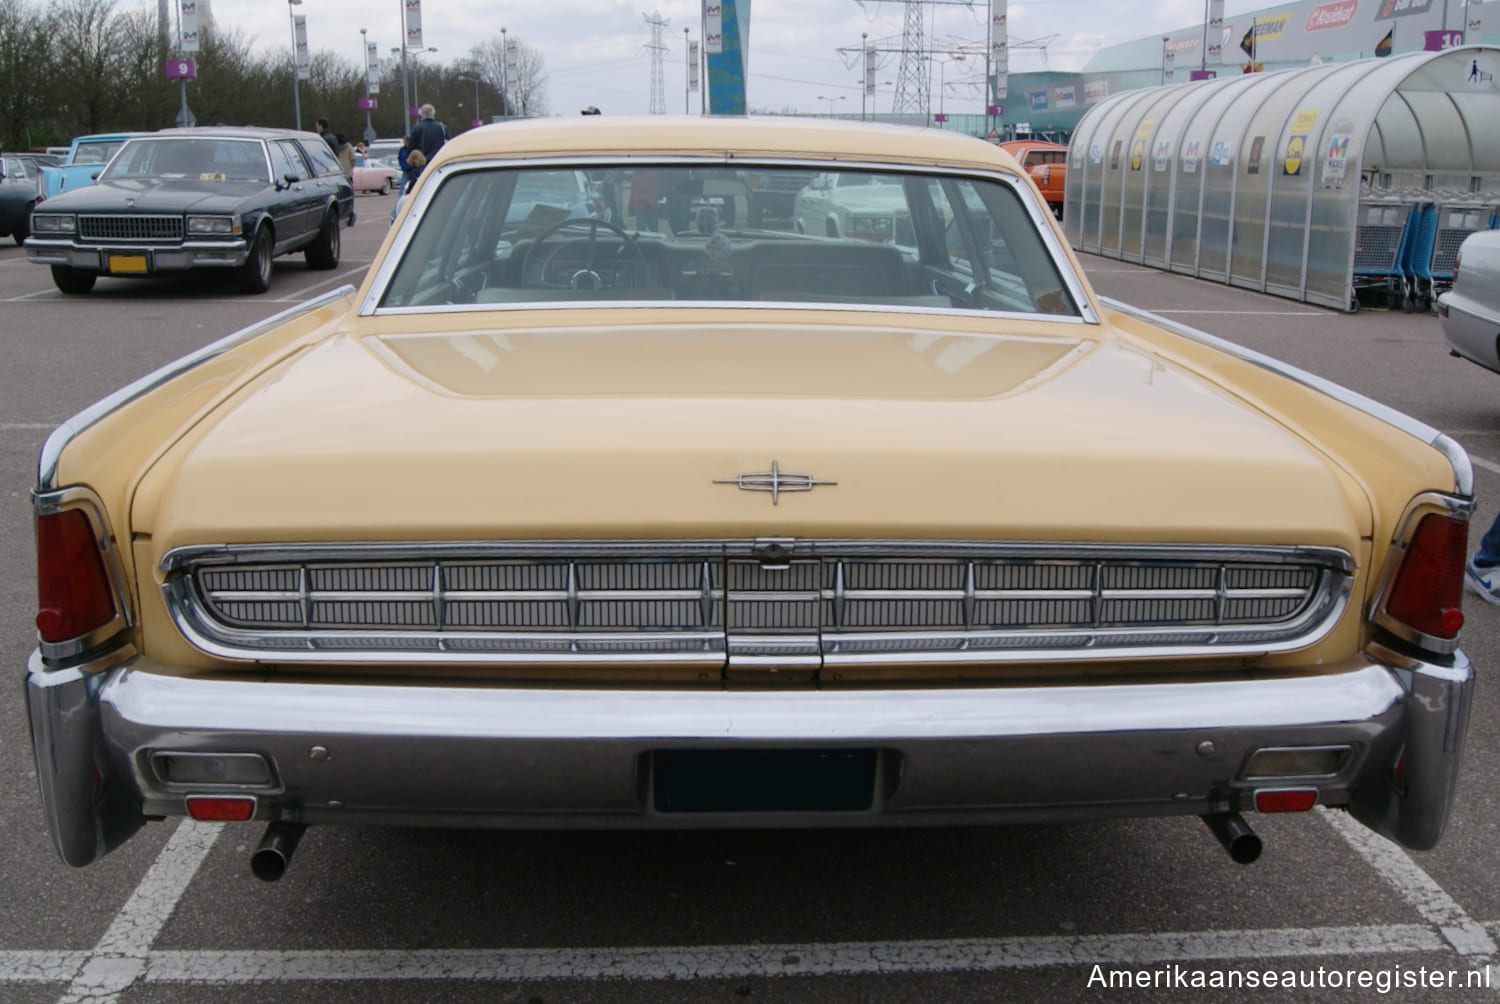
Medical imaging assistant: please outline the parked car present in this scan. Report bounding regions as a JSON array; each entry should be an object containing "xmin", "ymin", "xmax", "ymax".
[
  {"xmin": 504, "ymin": 168, "xmax": 597, "ymax": 225},
  {"xmin": 25, "ymin": 117, "xmax": 1475, "ymax": 883},
  {"xmin": 1438, "ymin": 228, "xmax": 1500, "ymax": 374},
  {"xmin": 999, "ymin": 140, "xmax": 1068, "ymax": 217},
  {"xmin": 366, "ymin": 138, "xmax": 403, "ymax": 163},
  {"xmin": 38, "ymin": 132, "xmax": 146, "ymax": 200},
  {"xmin": 353, "ymin": 152, "xmax": 401, "ymax": 194},
  {"xmin": 791, "ymin": 171, "xmax": 913, "ymax": 244},
  {"xmin": 0, "ymin": 153, "xmax": 44, "ymax": 243},
  {"xmin": 745, "ymin": 168, "xmax": 818, "ymax": 227},
  {"xmin": 25, "ymin": 126, "xmax": 355, "ymax": 295}
]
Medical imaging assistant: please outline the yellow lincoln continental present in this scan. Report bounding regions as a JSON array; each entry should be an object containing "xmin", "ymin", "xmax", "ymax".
[{"xmin": 27, "ymin": 117, "xmax": 1475, "ymax": 880}]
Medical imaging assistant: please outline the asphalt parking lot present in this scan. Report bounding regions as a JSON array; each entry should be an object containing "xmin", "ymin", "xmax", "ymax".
[{"xmin": 1, "ymin": 199, "xmax": 1497, "ymax": 1002}]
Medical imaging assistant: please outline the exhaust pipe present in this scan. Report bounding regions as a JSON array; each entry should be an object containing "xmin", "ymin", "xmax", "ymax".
[
  {"xmin": 1201, "ymin": 812, "xmax": 1262, "ymax": 865},
  {"xmin": 250, "ymin": 822, "xmax": 306, "ymax": 882}
]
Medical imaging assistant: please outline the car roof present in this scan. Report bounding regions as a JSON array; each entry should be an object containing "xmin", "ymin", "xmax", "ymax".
[
  {"xmin": 71, "ymin": 132, "xmax": 148, "ymax": 144},
  {"xmin": 137, "ymin": 126, "xmax": 323, "ymax": 143},
  {"xmin": 429, "ymin": 116, "xmax": 1027, "ymax": 179}
]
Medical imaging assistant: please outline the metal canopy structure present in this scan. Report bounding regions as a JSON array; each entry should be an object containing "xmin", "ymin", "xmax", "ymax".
[{"xmin": 1064, "ymin": 47, "xmax": 1500, "ymax": 311}]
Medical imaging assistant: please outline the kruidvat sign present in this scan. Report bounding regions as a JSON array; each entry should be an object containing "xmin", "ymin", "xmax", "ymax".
[{"xmin": 1306, "ymin": 0, "xmax": 1358, "ymax": 31}]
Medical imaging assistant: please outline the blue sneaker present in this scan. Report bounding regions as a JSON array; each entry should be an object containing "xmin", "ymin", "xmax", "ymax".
[{"xmin": 1466, "ymin": 558, "xmax": 1500, "ymax": 605}]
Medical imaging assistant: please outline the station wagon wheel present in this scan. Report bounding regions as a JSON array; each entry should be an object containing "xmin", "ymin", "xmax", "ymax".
[
  {"xmin": 304, "ymin": 209, "xmax": 341, "ymax": 270},
  {"xmin": 523, "ymin": 216, "xmax": 646, "ymax": 290},
  {"xmin": 236, "ymin": 225, "xmax": 273, "ymax": 294},
  {"xmin": 50, "ymin": 265, "xmax": 95, "ymax": 295}
]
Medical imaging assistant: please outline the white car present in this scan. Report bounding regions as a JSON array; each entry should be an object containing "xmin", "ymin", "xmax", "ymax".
[
  {"xmin": 1438, "ymin": 229, "xmax": 1500, "ymax": 374},
  {"xmin": 791, "ymin": 172, "xmax": 912, "ymax": 244}
]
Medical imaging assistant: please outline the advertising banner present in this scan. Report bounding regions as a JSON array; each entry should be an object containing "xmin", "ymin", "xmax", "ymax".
[
  {"xmin": 293, "ymin": 14, "xmax": 310, "ymax": 81},
  {"xmin": 179, "ymin": 0, "xmax": 199, "ymax": 53},
  {"xmin": 704, "ymin": 1, "xmax": 723, "ymax": 53},
  {"xmin": 366, "ymin": 41, "xmax": 380, "ymax": 93},
  {"xmin": 404, "ymin": 0, "xmax": 422, "ymax": 49},
  {"xmin": 990, "ymin": 0, "xmax": 1008, "ymax": 100},
  {"xmin": 689, "ymin": 41, "xmax": 700, "ymax": 91},
  {"xmin": 864, "ymin": 46, "xmax": 876, "ymax": 97}
]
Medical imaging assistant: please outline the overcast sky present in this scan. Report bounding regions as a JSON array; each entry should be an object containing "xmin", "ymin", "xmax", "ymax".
[{"xmin": 210, "ymin": 0, "xmax": 1218, "ymax": 117}]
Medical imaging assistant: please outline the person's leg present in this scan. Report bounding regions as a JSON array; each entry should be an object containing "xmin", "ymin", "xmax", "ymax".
[
  {"xmin": 1466, "ymin": 511, "xmax": 1500, "ymax": 604},
  {"xmin": 1473, "ymin": 512, "xmax": 1500, "ymax": 567}
]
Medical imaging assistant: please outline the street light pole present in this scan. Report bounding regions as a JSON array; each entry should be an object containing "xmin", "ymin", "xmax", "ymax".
[
  {"xmin": 288, "ymin": 0, "xmax": 303, "ymax": 130},
  {"xmin": 861, "ymin": 32, "xmax": 867, "ymax": 121},
  {"xmin": 816, "ymin": 94, "xmax": 846, "ymax": 116},
  {"xmin": 459, "ymin": 74, "xmax": 480, "ymax": 126},
  {"xmin": 409, "ymin": 47, "xmax": 436, "ymax": 108},
  {"xmin": 360, "ymin": 27, "xmax": 375, "ymax": 144},
  {"xmin": 397, "ymin": 0, "xmax": 410, "ymax": 134}
]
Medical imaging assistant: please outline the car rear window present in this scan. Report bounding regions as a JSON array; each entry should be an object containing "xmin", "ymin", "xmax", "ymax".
[{"xmin": 378, "ymin": 164, "xmax": 1078, "ymax": 316}]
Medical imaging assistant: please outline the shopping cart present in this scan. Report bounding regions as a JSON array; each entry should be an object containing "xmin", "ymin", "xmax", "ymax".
[
  {"xmin": 1417, "ymin": 198, "xmax": 1499, "ymax": 310},
  {"xmin": 1352, "ymin": 194, "xmax": 1422, "ymax": 310}
]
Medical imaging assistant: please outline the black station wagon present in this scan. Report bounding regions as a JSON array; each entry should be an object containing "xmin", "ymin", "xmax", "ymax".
[{"xmin": 25, "ymin": 126, "xmax": 354, "ymax": 295}]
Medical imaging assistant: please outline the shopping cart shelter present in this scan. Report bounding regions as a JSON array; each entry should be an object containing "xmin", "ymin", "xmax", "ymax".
[{"xmin": 1065, "ymin": 47, "xmax": 1500, "ymax": 312}]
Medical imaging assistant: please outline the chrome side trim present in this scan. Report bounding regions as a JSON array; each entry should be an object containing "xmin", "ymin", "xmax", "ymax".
[
  {"xmin": 32, "ymin": 486, "xmax": 134, "ymax": 664},
  {"xmin": 1100, "ymin": 297, "xmax": 1475, "ymax": 497},
  {"xmin": 1368, "ymin": 491, "xmax": 1475, "ymax": 654},
  {"xmin": 160, "ymin": 539, "xmax": 1354, "ymax": 666},
  {"xmin": 36, "ymin": 284, "xmax": 356, "ymax": 491}
]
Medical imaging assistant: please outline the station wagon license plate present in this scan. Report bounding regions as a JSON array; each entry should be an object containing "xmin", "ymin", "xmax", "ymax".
[{"xmin": 107, "ymin": 254, "xmax": 148, "ymax": 273}]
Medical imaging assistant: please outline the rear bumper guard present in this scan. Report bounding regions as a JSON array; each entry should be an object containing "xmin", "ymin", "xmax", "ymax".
[{"xmin": 25, "ymin": 644, "xmax": 1473, "ymax": 866}]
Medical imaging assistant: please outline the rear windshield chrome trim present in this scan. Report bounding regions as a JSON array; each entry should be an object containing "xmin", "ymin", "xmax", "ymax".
[{"xmin": 361, "ymin": 155, "xmax": 1098, "ymax": 325}]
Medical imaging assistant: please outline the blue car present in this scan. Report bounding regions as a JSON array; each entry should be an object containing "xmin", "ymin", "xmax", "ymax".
[{"xmin": 37, "ymin": 132, "xmax": 147, "ymax": 201}]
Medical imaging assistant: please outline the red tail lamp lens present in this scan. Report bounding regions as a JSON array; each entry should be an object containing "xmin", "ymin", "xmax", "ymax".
[
  {"xmin": 185, "ymin": 796, "xmax": 256, "ymax": 821},
  {"xmin": 1385, "ymin": 513, "xmax": 1467, "ymax": 641},
  {"xmin": 1254, "ymin": 789, "xmax": 1319, "ymax": 813},
  {"xmin": 35, "ymin": 508, "xmax": 117, "ymax": 643}
]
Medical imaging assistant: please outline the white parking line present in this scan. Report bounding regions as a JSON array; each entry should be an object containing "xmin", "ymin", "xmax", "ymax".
[
  {"xmin": 1320, "ymin": 808, "xmax": 1498, "ymax": 996},
  {"xmin": 0, "ymin": 923, "xmax": 1459, "ymax": 989},
  {"xmin": 1472, "ymin": 455, "xmax": 1500, "ymax": 476},
  {"xmin": 56, "ymin": 820, "xmax": 221, "ymax": 1003},
  {"xmin": 0, "ymin": 811, "xmax": 1492, "ymax": 998}
]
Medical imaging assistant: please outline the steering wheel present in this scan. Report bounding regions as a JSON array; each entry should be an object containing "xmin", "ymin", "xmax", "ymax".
[{"xmin": 521, "ymin": 216, "xmax": 647, "ymax": 290}]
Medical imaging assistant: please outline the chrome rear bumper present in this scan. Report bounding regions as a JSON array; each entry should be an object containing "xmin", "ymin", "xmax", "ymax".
[{"xmin": 26, "ymin": 644, "xmax": 1472, "ymax": 866}]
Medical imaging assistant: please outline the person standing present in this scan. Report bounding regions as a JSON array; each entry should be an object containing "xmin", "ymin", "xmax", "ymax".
[
  {"xmin": 315, "ymin": 117, "xmax": 338, "ymax": 153},
  {"xmin": 334, "ymin": 133, "xmax": 354, "ymax": 181},
  {"xmin": 407, "ymin": 104, "xmax": 450, "ymax": 171}
]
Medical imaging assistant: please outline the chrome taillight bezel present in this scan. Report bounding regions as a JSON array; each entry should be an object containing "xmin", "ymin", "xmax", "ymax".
[
  {"xmin": 1368, "ymin": 491, "xmax": 1474, "ymax": 655},
  {"xmin": 33, "ymin": 485, "xmax": 134, "ymax": 664}
]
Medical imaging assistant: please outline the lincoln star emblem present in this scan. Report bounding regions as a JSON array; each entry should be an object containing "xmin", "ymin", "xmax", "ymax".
[{"xmin": 714, "ymin": 461, "xmax": 836, "ymax": 505}]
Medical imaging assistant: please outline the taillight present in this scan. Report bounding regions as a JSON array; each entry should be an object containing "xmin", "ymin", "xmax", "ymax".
[
  {"xmin": 1452, "ymin": 250, "xmax": 1461, "ymax": 288},
  {"xmin": 35, "ymin": 507, "xmax": 117, "ymax": 643},
  {"xmin": 1383, "ymin": 512, "xmax": 1467, "ymax": 642}
]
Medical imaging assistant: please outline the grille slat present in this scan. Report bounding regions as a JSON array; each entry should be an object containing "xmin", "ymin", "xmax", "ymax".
[
  {"xmin": 78, "ymin": 214, "xmax": 184, "ymax": 242},
  {"xmin": 168, "ymin": 542, "xmax": 1351, "ymax": 664}
]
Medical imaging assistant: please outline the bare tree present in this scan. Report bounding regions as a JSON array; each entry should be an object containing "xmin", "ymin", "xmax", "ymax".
[
  {"xmin": 0, "ymin": 0, "xmax": 55, "ymax": 146},
  {"xmin": 466, "ymin": 34, "xmax": 546, "ymax": 117},
  {"xmin": 48, "ymin": 0, "xmax": 131, "ymax": 134}
]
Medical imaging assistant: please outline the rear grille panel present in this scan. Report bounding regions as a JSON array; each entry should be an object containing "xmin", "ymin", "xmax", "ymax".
[
  {"xmin": 78, "ymin": 214, "xmax": 184, "ymax": 242},
  {"xmin": 164, "ymin": 540, "xmax": 1353, "ymax": 666}
]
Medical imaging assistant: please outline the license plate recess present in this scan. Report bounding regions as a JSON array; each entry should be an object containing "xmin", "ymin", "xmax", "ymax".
[{"xmin": 653, "ymin": 748, "xmax": 879, "ymax": 813}]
